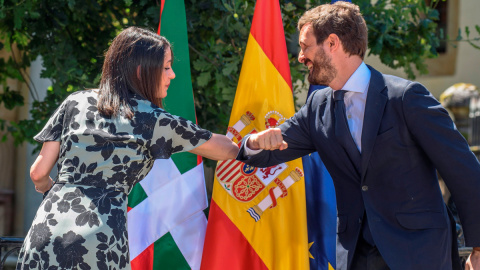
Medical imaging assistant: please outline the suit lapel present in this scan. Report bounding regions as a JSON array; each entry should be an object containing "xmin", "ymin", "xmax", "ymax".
[
  {"xmin": 321, "ymin": 88, "xmax": 332, "ymax": 127},
  {"xmin": 360, "ymin": 66, "xmax": 387, "ymax": 180},
  {"xmin": 321, "ymin": 88, "xmax": 362, "ymax": 180}
]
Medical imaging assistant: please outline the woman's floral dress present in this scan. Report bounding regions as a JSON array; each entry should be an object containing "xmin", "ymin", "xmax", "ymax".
[{"xmin": 16, "ymin": 90, "xmax": 212, "ymax": 270}]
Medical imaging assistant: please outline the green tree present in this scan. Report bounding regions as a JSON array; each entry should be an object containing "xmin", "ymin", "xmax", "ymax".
[
  {"xmin": 0, "ymin": 0, "xmax": 478, "ymax": 154},
  {"xmin": 0, "ymin": 0, "xmax": 161, "ymax": 151}
]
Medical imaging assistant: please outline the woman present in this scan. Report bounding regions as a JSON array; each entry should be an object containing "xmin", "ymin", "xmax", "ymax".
[{"xmin": 16, "ymin": 27, "xmax": 238, "ymax": 269}]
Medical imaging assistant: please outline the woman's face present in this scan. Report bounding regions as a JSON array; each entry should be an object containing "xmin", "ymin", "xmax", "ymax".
[{"xmin": 158, "ymin": 48, "xmax": 175, "ymax": 98}]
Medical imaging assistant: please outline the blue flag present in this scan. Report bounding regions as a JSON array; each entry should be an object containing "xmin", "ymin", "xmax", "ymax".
[{"xmin": 303, "ymin": 85, "xmax": 337, "ymax": 270}]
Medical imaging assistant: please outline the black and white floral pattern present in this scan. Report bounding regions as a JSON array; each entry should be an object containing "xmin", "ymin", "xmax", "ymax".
[
  {"xmin": 52, "ymin": 231, "xmax": 89, "ymax": 269},
  {"xmin": 17, "ymin": 90, "xmax": 212, "ymax": 269}
]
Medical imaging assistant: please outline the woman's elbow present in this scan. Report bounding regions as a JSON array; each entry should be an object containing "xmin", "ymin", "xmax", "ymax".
[
  {"xmin": 226, "ymin": 144, "xmax": 239, "ymax": 160},
  {"xmin": 213, "ymin": 137, "xmax": 239, "ymax": 160},
  {"xmin": 30, "ymin": 166, "xmax": 49, "ymax": 183}
]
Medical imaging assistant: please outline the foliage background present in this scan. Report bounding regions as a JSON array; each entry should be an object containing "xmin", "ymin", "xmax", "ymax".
[{"xmin": 0, "ymin": 0, "xmax": 478, "ymax": 158}]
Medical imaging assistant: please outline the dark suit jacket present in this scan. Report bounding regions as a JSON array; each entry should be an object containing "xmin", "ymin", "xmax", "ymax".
[{"xmin": 237, "ymin": 66, "xmax": 480, "ymax": 270}]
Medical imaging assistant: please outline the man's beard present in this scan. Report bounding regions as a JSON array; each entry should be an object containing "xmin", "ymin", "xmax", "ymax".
[{"xmin": 306, "ymin": 48, "xmax": 336, "ymax": 86}]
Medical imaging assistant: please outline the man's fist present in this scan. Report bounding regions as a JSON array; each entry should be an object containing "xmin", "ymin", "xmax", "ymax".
[{"xmin": 246, "ymin": 128, "xmax": 288, "ymax": 151}]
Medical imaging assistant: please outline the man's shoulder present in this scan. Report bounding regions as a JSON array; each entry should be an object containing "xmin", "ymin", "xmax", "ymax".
[
  {"xmin": 307, "ymin": 87, "xmax": 331, "ymax": 106},
  {"xmin": 367, "ymin": 65, "xmax": 409, "ymax": 86},
  {"xmin": 369, "ymin": 66, "xmax": 426, "ymax": 96},
  {"xmin": 381, "ymin": 73, "xmax": 429, "ymax": 96},
  {"xmin": 382, "ymin": 73, "xmax": 412, "ymax": 86}
]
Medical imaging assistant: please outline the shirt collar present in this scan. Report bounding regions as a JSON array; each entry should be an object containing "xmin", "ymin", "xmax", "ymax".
[{"xmin": 341, "ymin": 62, "xmax": 371, "ymax": 94}]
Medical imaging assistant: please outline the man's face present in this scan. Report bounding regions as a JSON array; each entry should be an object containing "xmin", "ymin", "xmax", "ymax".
[{"xmin": 298, "ymin": 24, "xmax": 336, "ymax": 86}]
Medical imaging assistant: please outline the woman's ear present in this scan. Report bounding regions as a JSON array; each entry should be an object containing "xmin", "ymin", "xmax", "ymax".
[{"xmin": 136, "ymin": 65, "xmax": 141, "ymax": 80}]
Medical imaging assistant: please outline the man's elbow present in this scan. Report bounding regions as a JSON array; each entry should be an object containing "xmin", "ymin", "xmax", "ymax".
[{"xmin": 240, "ymin": 156, "xmax": 272, "ymax": 168}]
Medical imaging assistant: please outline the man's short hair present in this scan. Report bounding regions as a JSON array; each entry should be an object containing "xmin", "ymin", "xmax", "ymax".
[{"xmin": 298, "ymin": 2, "xmax": 368, "ymax": 59}]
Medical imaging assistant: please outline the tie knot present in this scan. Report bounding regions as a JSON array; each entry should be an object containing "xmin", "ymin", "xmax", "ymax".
[{"xmin": 334, "ymin": 90, "xmax": 347, "ymax": 101}]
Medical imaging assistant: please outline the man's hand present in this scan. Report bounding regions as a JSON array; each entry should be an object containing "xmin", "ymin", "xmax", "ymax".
[
  {"xmin": 246, "ymin": 128, "xmax": 288, "ymax": 151},
  {"xmin": 466, "ymin": 247, "xmax": 480, "ymax": 270}
]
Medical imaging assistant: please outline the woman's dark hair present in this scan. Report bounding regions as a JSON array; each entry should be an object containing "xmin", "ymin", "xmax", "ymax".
[{"xmin": 98, "ymin": 26, "xmax": 172, "ymax": 119}]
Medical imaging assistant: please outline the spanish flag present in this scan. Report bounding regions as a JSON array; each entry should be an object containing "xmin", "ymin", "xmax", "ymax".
[
  {"xmin": 127, "ymin": 1, "xmax": 208, "ymax": 269},
  {"xmin": 201, "ymin": 0, "xmax": 309, "ymax": 269}
]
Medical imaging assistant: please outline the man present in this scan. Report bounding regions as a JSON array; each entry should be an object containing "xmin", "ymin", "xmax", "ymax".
[{"xmin": 237, "ymin": 2, "xmax": 480, "ymax": 270}]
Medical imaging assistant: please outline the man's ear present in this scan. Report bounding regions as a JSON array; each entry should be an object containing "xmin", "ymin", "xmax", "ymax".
[
  {"xmin": 326, "ymin": 33, "xmax": 341, "ymax": 53},
  {"xmin": 136, "ymin": 65, "xmax": 141, "ymax": 80}
]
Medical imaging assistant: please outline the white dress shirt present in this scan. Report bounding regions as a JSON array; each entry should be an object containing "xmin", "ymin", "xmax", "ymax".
[
  {"xmin": 245, "ymin": 62, "xmax": 371, "ymax": 155},
  {"xmin": 337, "ymin": 62, "xmax": 371, "ymax": 152}
]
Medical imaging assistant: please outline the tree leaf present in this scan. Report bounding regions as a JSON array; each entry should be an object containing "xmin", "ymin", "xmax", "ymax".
[
  {"xmin": 468, "ymin": 40, "xmax": 480, "ymax": 50},
  {"xmin": 197, "ymin": 72, "xmax": 211, "ymax": 87},
  {"xmin": 283, "ymin": 3, "xmax": 296, "ymax": 12},
  {"xmin": 68, "ymin": 0, "xmax": 75, "ymax": 11},
  {"xmin": 13, "ymin": 7, "xmax": 23, "ymax": 29},
  {"xmin": 222, "ymin": 61, "xmax": 238, "ymax": 76},
  {"xmin": 456, "ymin": 28, "xmax": 463, "ymax": 41}
]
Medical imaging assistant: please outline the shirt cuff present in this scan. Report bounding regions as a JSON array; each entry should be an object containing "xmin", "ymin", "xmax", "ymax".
[{"xmin": 243, "ymin": 137, "xmax": 263, "ymax": 156}]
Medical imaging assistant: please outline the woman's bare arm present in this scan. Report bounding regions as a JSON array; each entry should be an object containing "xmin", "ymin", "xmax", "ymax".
[
  {"xmin": 30, "ymin": 141, "xmax": 60, "ymax": 193},
  {"xmin": 189, "ymin": 133, "xmax": 238, "ymax": 160}
]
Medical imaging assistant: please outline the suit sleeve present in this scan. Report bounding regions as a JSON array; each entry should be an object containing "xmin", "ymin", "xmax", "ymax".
[
  {"xmin": 236, "ymin": 92, "xmax": 319, "ymax": 168},
  {"xmin": 402, "ymin": 82, "xmax": 480, "ymax": 247}
]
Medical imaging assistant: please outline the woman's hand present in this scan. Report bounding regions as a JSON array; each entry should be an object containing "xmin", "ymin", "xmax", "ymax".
[
  {"xmin": 189, "ymin": 133, "xmax": 239, "ymax": 161},
  {"xmin": 35, "ymin": 179, "xmax": 54, "ymax": 194}
]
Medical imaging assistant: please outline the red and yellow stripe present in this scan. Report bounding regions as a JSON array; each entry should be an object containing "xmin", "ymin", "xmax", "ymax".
[{"xmin": 201, "ymin": 1, "xmax": 309, "ymax": 269}]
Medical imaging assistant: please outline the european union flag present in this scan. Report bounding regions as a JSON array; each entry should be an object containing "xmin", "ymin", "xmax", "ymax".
[{"xmin": 303, "ymin": 85, "xmax": 337, "ymax": 270}]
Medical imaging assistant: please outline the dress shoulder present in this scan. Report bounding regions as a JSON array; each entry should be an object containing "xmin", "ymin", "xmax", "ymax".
[{"xmin": 33, "ymin": 90, "xmax": 96, "ymax": 142}]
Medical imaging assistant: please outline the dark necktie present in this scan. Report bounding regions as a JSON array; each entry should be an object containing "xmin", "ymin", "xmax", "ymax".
[
  {"xmin": 334, "ymin": 91, "xmax": 374, "ymax": 246},
  {"xmin": 334, "ymin": 90, "xmax": 361, "ymax": 171}
]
